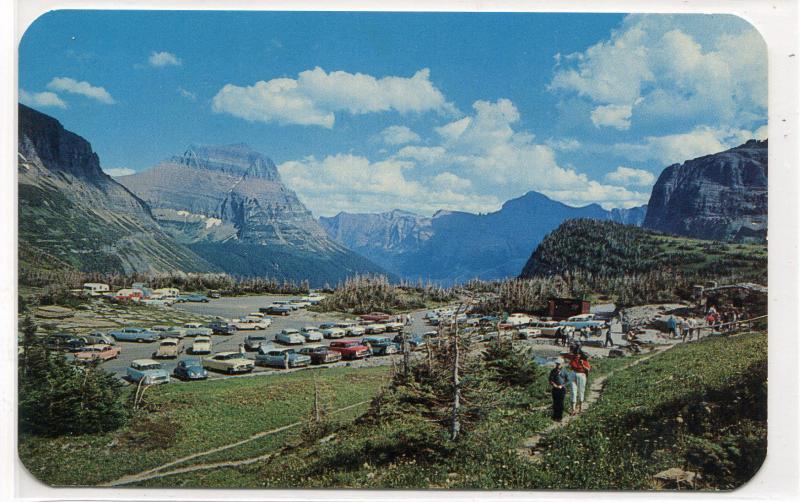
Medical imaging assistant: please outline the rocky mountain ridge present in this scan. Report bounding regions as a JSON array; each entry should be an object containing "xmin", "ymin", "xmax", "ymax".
[
  {"xmin": 643, "ymin": 139, "xmax": 767, "ymax": 242},
  {"xmin": 18, "ymin": 104, "xmax": 215, "ymax": 274}
]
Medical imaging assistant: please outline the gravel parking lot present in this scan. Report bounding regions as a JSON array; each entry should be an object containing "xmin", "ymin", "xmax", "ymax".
[{"xmin": 80, "ymin": 295, "xmax": 433, "ymax": 381}]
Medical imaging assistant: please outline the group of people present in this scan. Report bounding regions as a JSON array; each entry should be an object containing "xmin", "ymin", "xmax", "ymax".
[
  {"xmin": 554, "ymin": 324, "xmax": 615, "ymax": 349},
  {"xmin": 548, "ymin": 343, "xmax": 591, "ymax": 421}
]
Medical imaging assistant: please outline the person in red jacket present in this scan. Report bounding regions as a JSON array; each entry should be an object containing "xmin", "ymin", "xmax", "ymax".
[{"xmin": 564, "ymin": 344, "xmax": 591, "ymax": 415}]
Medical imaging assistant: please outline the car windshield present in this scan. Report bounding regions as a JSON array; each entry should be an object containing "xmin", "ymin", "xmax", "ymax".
[{"xmin": 161, "ymin": 342, "xmax": 177, "ymax": 346}]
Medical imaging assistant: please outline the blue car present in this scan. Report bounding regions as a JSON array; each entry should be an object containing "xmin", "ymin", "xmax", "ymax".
[
  {"xmin": 109, "ymin": 327, "xmax": 160, "ymax": 342},
  {"xmin": 176, "ymin": 294, "xmax": 209, "ymax": 303},
  {"xmin": 255, "ymin": 347, "xmax": 311, "ymax": 368},
  {"xmin": 173, "ymin": 358, "xmax": 209, "ymax": 381},
  {"xmin": 360, "ymin": 336, "xmax": 401, "ymax": 356},
  {"xmin": 391, "ymin": 333, "xmax": 427, "ymax": 351},
  {"xmin": 126, "ymin": 359, "xmax": 170, "ymax": 384}
]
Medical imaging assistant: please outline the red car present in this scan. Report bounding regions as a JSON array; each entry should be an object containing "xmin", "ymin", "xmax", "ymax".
[
  {"xmin": 359, "ymin": 312, "xmax": 392, "ymax": 323},
  {"xmin": 328, "ymin": 340, "xmax": 370, "ymax": 360}
]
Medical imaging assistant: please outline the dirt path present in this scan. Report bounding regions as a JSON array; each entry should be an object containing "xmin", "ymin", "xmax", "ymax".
[
  {"xmin": 101, "ymin": 399, "xmax": 371, "ymax": 487},
  {"xmin": 517, "ymin": 344, "xmax": 674, "ymax": 461}
]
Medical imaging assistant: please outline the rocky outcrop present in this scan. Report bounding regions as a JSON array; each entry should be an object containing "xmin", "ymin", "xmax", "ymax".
[
  {"xmin": 643, "ymin": 140, "xmax": 767, "ymax": 242},
  {"xmin": 18, "ymin": 104, "xmax": 215, "ymax": 274},
  {"xmin": 117, "ymin": 144, "xmax": 389, "ymax": 285},
  {"xmin": 321, "ymin": 191, "xmax": 648, "ymax": 284}
]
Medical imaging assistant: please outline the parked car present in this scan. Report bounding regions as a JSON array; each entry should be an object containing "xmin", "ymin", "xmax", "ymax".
[
  {"xmin": 259, "ymin": 304, "xmax": 291, "ymax": 316},
  {"xmin": 176, "ymin": 294, "xmax": 209, "ymax": 303},
  {"xmin": 191, "ymin": 336, "xmax": 212, "ymax": 355},
  {"xmin": 74, "ymin": 344, "xmax": 120, "ymax": 363},
  {"xmin": 560, "ymin": 314, "xmax": 606, "ymax": 330},
  {"xmin": 65, "ymin": 337, "xmax": 89, "ymax": 353},
  {"xmin": 297, "ymin": 345, "xmax": 342, "ymax": 365},
  {"xmin": 289, "ymin": 300, "xmax": 311, "ymax": 309},
  {"xmin": 150, "ymin": 325, "xmax": 180, "ymax": 338},
  {"xmin": 209, "ymin": 320, "xmax": 236, "ymax": 335},
  {"xmin": 300, "ymin": 329, "xmax": 323, "ymax": 342},
  {"xmin": 244, "ymin": 334, "xmax": 270, "ymax": 351},
  {"xmin": 160, "ymin": 326, "xmax": 188, "ymax": 338},
  {"xmin": 346, "ymin": 325, "xmax": 366, "ymax": 336},
  {"xmin": 318, "ymin": 322, "xmax": 338, "ymax": 330},
  {"xmin": 275, "ymin": 329, "xmax": 305, "ymax": 345},
  {"xmin": 360, "ymin": 312, "xmax": 392, "ymax": 322},
  {"xmin": 84, "ymin": 331, "xmax": 116, "ymax": 345},
  {"xmin": 328, "ymin": 340, "xmax": 370, "ymax": 360},
  {"xmin": 506, "ymin": 313, "xmax": 533, "ymax": 327},
  {"xmin": 384, "ymin": 321, "xmax": 404, "ymax": 333},
  {"xmin": 364, "ymin": 323, "xmax": 387, "ymax": 334},
  {"xmin": 173, "ymin": 358, "xmax": 209, "ymax": 381},
  {"xmin": 203, "ymin": 352, "xmax": 255, "ymax": 374},
  {"xmin": 361, "ymin": 336, "xmax": 401, "ymax": 356},
  {"xmin": 530, "ymin": 320, "xmax": 572, "ymax": 337},
  {"xmin": 153, "ymin": 338, "xmax": 182, "ymax": 359},
  {"xmin": 127, "ymin": 359, "xmax": 170, "ymax": 385},
  {"xmin": 517, "ymin": 327, "xmax": 543, "ymax": 340},
  {"xmin": 393, "ymin": 333, "xmax": 426, "ymax": 350},
  {"xmin": 183, "ymin": 323, "xmax": 213, "ymax": 337},
  {"xmin": 109, "ymin": 327, "xmax": 160, "ymax": 343},
  {"xmin": 233, "ymin": 316, "xmax": 270, "ymax": 330},
  {"xmin": 321, "ymin": 327, "xmax": 346, "ymax": 339},
  {"xmin": 255, "ymin": 347, "xmax": 311, "ymax": 368},
  {"xmin": 208, "ymin": 290, "xmax": 221, "ymax": 299}
]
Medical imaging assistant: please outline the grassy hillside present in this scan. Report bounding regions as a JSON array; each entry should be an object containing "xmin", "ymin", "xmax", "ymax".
[
  {"xmin": 134, "ymin": 332, "xmax": 765, "ymax": 490},
  {"xmin": 18, "ymin": 366, "xmax": 389, "ymax": 486},
  {"xmin": 520, "ymin": 219, "xmax": 767, "ymax": 283}
]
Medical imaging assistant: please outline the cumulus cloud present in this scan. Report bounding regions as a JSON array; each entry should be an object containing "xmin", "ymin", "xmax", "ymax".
[
  {"xmin": 611, "ymin": 125, "xmax": 761, "ymax": 165},
  {"xmin": 102, "ymin": 167, "xmax": 135, "ymax": 177},
  {"xmin": 20, "ymin": 89, "xmax": 67, "ymax": 109},
  {"xmin": 590, "ymin": 103, "xmax": 634, "ymax": 130},
  {"xmin": 149, "ymin": 51, "xmax": 182, "ymax": 67},
  {"xmin": 550, "ymin": 14, "xmax": 766, "ymax": 130},
  {"xmin": 603, "ymin": 166, "xmax": 656, "ymax": 187},
  {"xmin": 212, "ymin": 67, "xmax": 454, "ymax": 128},
  {"xmin": 47, "ymin": 77, "xmax": 115, "ymax": 104},
  {"xmin": 278, "ymin": 154, "xmax": 498, "ymax": 216},
  {"xmin": 379, "ymin": 125, "xmax": 420, "ymax": 145},
  {"xmin": 279, "ymin": 97, "xmax": 654, "ymax": 214}
]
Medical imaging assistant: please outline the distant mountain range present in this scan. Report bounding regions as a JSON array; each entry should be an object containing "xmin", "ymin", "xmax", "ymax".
[
  {"xmin": 18, "ymin": 104, "xmax": 215, "ymax": 275},
  {"xmin": 643, "ymin": 139, "xmax": 767, "ymax": 242},
  {"xmin": 320, "ymin": 192, "xmax": 648, "ymax": 283},
  {"xmin": 116, "ymin": 144, "xmax": 389, "ymax": 285}
]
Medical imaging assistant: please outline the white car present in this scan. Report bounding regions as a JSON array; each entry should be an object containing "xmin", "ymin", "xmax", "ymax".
[
  {"xmin": 346, "ymin": 325, "xmax": 366, "ymax": 336},
  {"xmin": 506, "ymin": 313, "xmax": 533, "ymax": 326},
  {"xmin": 530, "ymin": 321, "xmax": 573, "ymax": 337},
  {"xmin": 203, "ymin": 352, "xmax": 254, "ymax": 374},
  {"xmin": 233, "ymin": 316, "xmax": 270, "ymax": 330},
  {"xmin": 322, "ymin": 327, "xmax": 346, "ymax": 339},
  {"xmin": 275, "ymin": 329, "xmax": 305, "ymax": 345},
  {"xmin": 301, "ymin": 329, "xmax": 323, "ymax": 342},
  {"xmin": 517, "ymin": 327, "xmax": 543, "ymax": 339},
  {"xmin": 184, "ymin": 323, "xmax": 213, "ymax": 337},
  {"xmin": 384, "ymin": 321, "xmax": 404, "ymax": 332},
  {"xmin": 191, "ymin": 336, "xmax": 212, "ymax": 355}
]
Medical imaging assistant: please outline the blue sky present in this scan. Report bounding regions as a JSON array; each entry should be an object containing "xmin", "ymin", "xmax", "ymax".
[{"xmin": 19, "ymin": 11, "xmax": 767, "ymax": 216}]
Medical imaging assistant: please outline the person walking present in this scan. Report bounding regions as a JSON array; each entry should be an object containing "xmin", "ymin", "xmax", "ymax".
[
  {"xmin": 680, "ymin": 318, "xmax": 691, "ymax": 342},
  {"xmin": 604, "ymin": 324, "xmax": 614, "ymax": 348},
  {"xmin": 666, "ymin": 315, "xmax": 678, "ymax": 338},
  {"xmin": 548, "ymin": 361, "xmax": 568, "ymax": 422},
  {"xmin": 565, "ymin": 344, "xmax": 591, "ymax": 415}
]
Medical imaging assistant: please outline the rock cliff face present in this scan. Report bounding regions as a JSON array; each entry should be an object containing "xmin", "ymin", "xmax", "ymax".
[
  {"xmin": 18, "ymin": 104, "xmax": 215, "ymax": 274},
  {"xmin": 320, "ymin": 191, "xmax": 648, "ymax": 284},
  {"xmin": 643, "ymin": 140, "xmax": 767, "ymax": 242},
  {"xmin": 117, "ymin": 144, "xmax": 389, "ymax": 284}
]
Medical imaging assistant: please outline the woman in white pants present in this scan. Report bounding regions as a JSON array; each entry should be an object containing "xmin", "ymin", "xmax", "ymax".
[{"xmin": 565, "ymin": 344, "xmax": 591, "ymax": 415}]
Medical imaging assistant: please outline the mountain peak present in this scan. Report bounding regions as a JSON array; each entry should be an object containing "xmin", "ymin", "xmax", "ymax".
[{"xmin": 172, "ymin": 143, "xmax": 279, "ymax": 180}]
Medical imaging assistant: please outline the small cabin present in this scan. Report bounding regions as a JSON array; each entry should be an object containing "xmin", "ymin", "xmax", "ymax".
[
  {"xmin": 83, "ymin": 283, "xmax": 110, "ymax": 296},
  {"xmin": 547, "ymin": 298, "xmax": 590, "ymax": 320}
]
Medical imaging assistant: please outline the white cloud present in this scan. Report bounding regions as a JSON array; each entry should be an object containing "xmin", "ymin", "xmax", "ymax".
[
  {"xmin": 20, "ymin": 89, "xmax": 67, "ymax": 109},
  {"xmin": 278, "ymin": 154, "xmax": 498, "ymax": 216},
  {"xmin": 177, "ymin": 87, "xmax": 197, "ymax": 101},
  {"xmin": 149, "ymin": 51, "xmax": 182, "ymax": 67},
  {"xmin": 379, "ymin": 125, "xmax": 420, "ymax": 145},
  {"xmin": 612, "ymin": 125, "xmax": 761, "ymax": 165},
  {"xmin": 590, "ymin": 104, "xmax": 633, "ymax": 130},
  {"xmin": 550, "ymin": 14, "xmax": 766, "ymax": 130},
  {"xmin": 396, "ymin": 145, "xmax": 446, "ymax": 164},
  {"xmin": 46, "ymin": 77, "xmax": 115, "ymax": 104},
  {"xmin": 544, "ymin": 138, "xmax": 581, "ymax": 151},
  {"xmin": 103, "ymin": 167, "xmax": 135, "ymax": 177},
  {"xmin": 603, "ymin": 166, "xmax": 656, "ymax": 187},
  {"xmin": 212, "ymin": 67, "xmax": 453, "ymax": 128}
]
